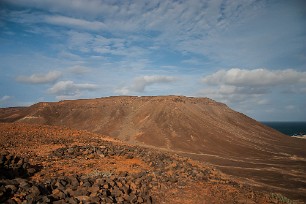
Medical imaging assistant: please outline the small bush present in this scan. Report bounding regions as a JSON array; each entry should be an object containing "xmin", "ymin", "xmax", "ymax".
[{"xmin": 270, "ymin": 193, "xmax": 294, "ymax": 204}]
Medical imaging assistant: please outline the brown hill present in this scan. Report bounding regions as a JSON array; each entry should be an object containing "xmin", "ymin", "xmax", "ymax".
[
  {"xmin": 1, "ymin": 95, "xmax": 306, "ymax": 201},
  {"xmin": 0, "ymin": 96, "xmax": 305, "ymax": 156}
]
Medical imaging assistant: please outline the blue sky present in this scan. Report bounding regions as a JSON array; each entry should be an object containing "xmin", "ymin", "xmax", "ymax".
[{"xmin": 0, "ymin": 0, "xmax": 305, "ymax": 121}]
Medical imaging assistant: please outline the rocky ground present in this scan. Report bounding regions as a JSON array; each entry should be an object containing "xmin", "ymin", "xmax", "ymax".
[{"xmin": 0, "ymin": 123, "xmax": 298, "ymax": 203}]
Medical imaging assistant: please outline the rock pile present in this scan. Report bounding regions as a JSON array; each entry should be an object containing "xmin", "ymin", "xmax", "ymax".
[
  {"xmin": 0, "ymin": 173, "xmax": 153, "ymax": 203},
  {"xmin": 50, "ymin": 142, "xmax": 214, "ymax": 186},
  {"xmin": 0, "ymin": 141, "xmax": 217, "ymax": 203},
  {"xmin": 0, "ymin": 152, "xmax": 153, "ymax": 203},
  {"xmin": 0, "ymin": 152, "xmax": 37, "ymax": 179}
]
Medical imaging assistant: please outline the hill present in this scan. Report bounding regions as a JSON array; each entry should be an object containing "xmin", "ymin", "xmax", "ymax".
[
  {"xmin": 1, "ymin": 96, "xmax": 302, "ymax": 155},
  {"xmin": 1, "ymin": 95, "xmax": 306, "ymax": 201}
]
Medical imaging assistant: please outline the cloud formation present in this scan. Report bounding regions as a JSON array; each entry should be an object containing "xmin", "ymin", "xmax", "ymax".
[
  {"xmin": 68, "ymin": 65, "xmax": 91, "ymax": 74},
  {"xmin": 48, "ymin": 80, "xmax": 97, "ymax": 95},
  {"xmin": 202, "ymin": 68, "xmax": 306, "ymax": 86},
  {"xmin": 4, "ymin": 0, "xmax": 305, "ymax": 68},
  {"xmin": 16, "ymin": 71, "xmax": 61, "ymax": 84},
  {"xmin": 116, "ymin": 75, "xmax": 177, "ymax": 95},
  {"xmin": 200, "ymin": 68, "xmax": 306, "ymax": 108},
  {"xmin": 4, "ymin": 0, "xmax": 107, "ymax": 16},
  {"xmin": 45, "ymin": 15, "xmax": 105, "ymax": 31},
  {"xmin": 132, "ymin": 76, "xmax": 177, "ymax": 92},
  {"xmin": 0, "ymin": 95, "xmax": 11, "ymax": 104}
]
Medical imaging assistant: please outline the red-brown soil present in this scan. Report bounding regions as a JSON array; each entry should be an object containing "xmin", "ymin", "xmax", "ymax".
[
  {"xmin": 0, "ymin": 123, "xmax": 295, "ymax": 203},
  {"xmin": 1, "ymin": 95, "xmax": 305, "ymax": 202}
]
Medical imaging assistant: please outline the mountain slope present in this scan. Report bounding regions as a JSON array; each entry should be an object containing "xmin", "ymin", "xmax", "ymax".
[{"xmin": 1, "ymin": 96, "xmax": 304, "ymax": 157}]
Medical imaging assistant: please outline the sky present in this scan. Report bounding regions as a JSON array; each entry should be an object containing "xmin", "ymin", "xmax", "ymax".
[{"xmin": 0, "ymin": 0, "xmax": 305, "ymax": 121}]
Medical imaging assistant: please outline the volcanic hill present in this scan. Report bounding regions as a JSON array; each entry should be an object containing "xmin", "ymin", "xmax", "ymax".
[{"xmin": 1, "ymin": 95, "xmax": 306, "ymax": 202}]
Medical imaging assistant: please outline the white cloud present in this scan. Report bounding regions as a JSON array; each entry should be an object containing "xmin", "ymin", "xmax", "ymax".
[
  {"xmin": 68, "ymin": 65, "xmax": 91, "ymax": 74},
  {"xmin": 61, "ymin": 31, "xmax": 148, "ymax": 59},
  {"xmin": 65, "ymin": 31, "xmax": 93, "ymax": 53},
  {"xmin": 182, "ymin": 58, "xmax": 202, "ymax": 65},
  {"xmin": 48, "ymin": 80, "xmax": 97, "ymax": 96},
  {"xmin": 202, "ymin": 68, "xmax": 306, "ymax": 86},
  {"xmin": 198, "ymin": 68, "xmax": 306, "ymax": 118},
  {"xmin": 257, "ymin": 99, "xmax": 270, "ymax": 105},
  {"xmin": 58, "ymin": 51, "xmax": 82, "ymax": 60},
  {"xmin": 0, "ymin": 95, "xmax": 11, "ymax": 104},
  {"xmin": 16, "ymin": 71, "xmax": 61, "ymax": 84},
  {"xmin": 4, "ymin": 1, "xmax": 305, "ymax": 67},
  {"xmin": 5, "ymin": 0, "xmax": 304, "ymax": 70},
  {"xmin": 55, "ymin": 93, "xmax": 82, "ymax": 101},
  {"xmin": 115, "ymin": 75, "xmax": 177, "ymax": 95},
  {"xmin": 217, "ymin": 85, "xmax": 267, "ymax": 95},
  {"xmin": 3, "ymin": 0, "xmax": 107, "ymax": 17},
  {"xmin": 132, "ymin": 76, "xmax": 177, "ymax": 92},
  {"xmin": 45, "ymin": 15, "xmax": 105, "ymax": 31},
  {"xmin": 198, "ymin": 86, "xmax": 265, "ymax": 105},
  {"xmin": 114, "ymin": 87, "xmax": 130, "ymax": 95}
]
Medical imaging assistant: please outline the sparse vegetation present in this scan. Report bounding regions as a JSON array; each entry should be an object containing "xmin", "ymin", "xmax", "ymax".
[{"xmin": 270, "ymin": 193, "xmax": 294, "ymax": 204}]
